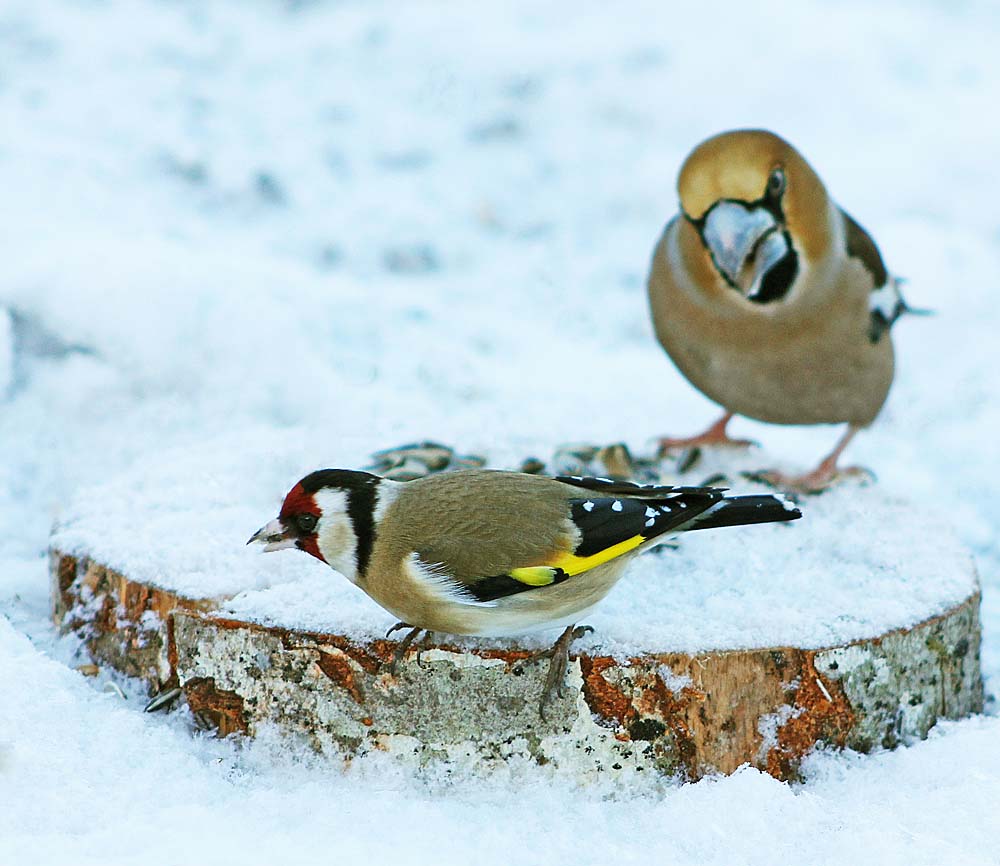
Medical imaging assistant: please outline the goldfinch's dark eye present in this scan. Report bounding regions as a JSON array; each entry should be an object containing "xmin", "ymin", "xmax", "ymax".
[
  {"xmin": 767, "ymin": 168, "xmax": 786, "ymax": 198},
  {"xmin": 296, "ymin": 513, "xmax": 318, "ymax": 533}
]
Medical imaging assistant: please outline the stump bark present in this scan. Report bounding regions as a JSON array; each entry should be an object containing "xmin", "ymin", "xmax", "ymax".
[{"xmin": 50, "ymin": 549, "xmax": 984, "ymax": 782}]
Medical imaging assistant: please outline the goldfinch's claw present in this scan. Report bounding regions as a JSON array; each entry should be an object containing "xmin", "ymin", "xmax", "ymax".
[
  {"xmin": 386, "ymin": 621, "xmax": 410, "ymax": 638},
  {"xmin": 415, "ymin": 632, "xmax": 434, "ymax": 668},
  {"xmin": 386, "ymin": 625, "xmax": 424, "ymax": 674}
]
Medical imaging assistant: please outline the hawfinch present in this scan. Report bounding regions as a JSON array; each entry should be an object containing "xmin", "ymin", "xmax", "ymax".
[
  {"xmin": 648, "ymin": 129, "xmax": 916, "ymax": 492},
  {"xmin": 250, "ymin": 468, "xmax": 800, "ymax": 714}
]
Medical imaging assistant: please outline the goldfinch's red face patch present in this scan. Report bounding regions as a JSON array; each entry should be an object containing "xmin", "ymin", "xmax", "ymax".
[
  {"xmin": 277, "ymin": 482, "xmax": 324, "ymax": 561},
  {"xmin": 252, "ymin": 469, "xmax": 380, "ymax": 581}
]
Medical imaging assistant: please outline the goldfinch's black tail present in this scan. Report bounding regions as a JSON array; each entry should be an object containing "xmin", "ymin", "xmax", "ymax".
[{"xmin": 686, "ymin": 494, "xmax": 801, "ymax": 531}]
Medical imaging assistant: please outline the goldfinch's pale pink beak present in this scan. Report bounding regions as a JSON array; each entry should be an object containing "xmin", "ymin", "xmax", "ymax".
[{"xmin": 247, "ymin": 518, "xmax": 298, "ymax": 552}]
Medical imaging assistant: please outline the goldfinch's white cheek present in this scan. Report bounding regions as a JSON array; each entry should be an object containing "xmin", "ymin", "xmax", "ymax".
[
  {"xmin": 315, "ymin": 513, "xmax": 359, "ymax": 583},
  {"xmin": 307, "ymin": 488, "xmax": 360, "ymax": 580}
]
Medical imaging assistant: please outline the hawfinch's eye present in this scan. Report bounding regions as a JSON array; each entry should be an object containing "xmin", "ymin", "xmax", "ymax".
[
  {"xmin": 296, "ymin": 514, "xmax": 318, "ymax": 533},
  {"xmin": 767, "ymin": 168, "xmax": 786, "ymax": 197}
]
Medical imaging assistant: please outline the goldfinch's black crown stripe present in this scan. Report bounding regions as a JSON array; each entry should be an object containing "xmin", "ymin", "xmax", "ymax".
[
  {"xmin": 298, "ymin": 469, "xmax": 380, "ymax": 494},
  {"xmin": 300, "ymin": 469, "xmax": 380, "ymax": 576}
]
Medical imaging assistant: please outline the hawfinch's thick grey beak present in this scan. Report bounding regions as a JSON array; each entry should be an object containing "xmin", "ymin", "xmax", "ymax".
[
  {"xmin": 247, "ymin": 518, "xmax": 298, "ymax": 552},
  {"xmin": 702, "ymin": 201, "xmax": 789, "ymax": 300}
]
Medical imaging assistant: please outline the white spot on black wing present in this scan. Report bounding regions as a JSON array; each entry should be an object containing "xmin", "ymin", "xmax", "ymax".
[{"xmin": 569, "ymin": 491, "xmax": 720, "ymax": 557}]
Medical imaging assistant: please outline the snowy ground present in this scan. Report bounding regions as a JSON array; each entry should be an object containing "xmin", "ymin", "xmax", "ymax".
[{"xmin": 2, "ymin": 1, "xmax": 999, "ymax": 863}]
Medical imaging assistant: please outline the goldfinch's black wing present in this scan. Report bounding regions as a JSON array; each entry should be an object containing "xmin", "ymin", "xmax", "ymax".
[
  {"xmin": 408, "ymin": 472, "xmax": 798, "ymax": 604},
  {"xmin": 464, "ymin": 486, "xmax": 726, "ymax": 602},
  {"xmin": 467, "ymin": 493, "xmax": 724, "ymax": 601}
]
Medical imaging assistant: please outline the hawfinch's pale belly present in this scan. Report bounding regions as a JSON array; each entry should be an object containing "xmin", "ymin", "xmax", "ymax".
[
  {"xmin": 664, "ymin": 325, "xmax": 893, "ymax": 427},
  {"xmin": 649, "ymin": 277, "xmax": 892, "ymax": 427}
]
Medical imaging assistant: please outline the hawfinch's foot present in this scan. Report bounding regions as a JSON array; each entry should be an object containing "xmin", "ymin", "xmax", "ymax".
[
  {"xmin": 745, "ymin": 464, "xmax": 875, "ymax": 495},
  {"xmin": 515, "ymin": 625, "xmax": 593, "ymax": 719},
  {"xmin": 657, "ymin": 413, "xmax": 756, "ymax": 457},
  {"xmin": 745, "ymin": 426, "xmax": 872, "ymax": 494}
]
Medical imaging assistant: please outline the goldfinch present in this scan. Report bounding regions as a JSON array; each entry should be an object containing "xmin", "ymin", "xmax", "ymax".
[
  {"xmin": 250, "ymin": 468, "xmax": 801, "ymax": 714},
  {"xmin": 648, "ymin": 129, "xmax": 919, "ymax": 492}
]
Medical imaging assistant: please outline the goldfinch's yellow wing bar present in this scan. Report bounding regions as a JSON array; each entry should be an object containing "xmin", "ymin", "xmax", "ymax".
[{"xmin": 469, "ymin": 487, "xmax": 727, "ymax": 602}]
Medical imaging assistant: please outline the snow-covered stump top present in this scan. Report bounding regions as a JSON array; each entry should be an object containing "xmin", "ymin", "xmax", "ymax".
[{"xmin": 50, "ymin": 449, "xmax": 983, "ymax": 781}]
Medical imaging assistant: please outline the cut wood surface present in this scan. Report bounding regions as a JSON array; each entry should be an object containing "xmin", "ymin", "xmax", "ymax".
[{"xmin": 51, "ymin": 548, "xmax": 984, "ymax": 782}]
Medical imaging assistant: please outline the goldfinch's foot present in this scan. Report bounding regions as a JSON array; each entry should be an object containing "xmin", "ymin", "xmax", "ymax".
[
  {"xmin": 744, "ymin": 464, "xmax": 875, "ymax": 495},
  {"xmin": 514, "ymin": 625, "xmax": 593, "ymax": 719},
  {"xmin": 385, "ymin": 623, "xmax": 426, "ymax": 673}
]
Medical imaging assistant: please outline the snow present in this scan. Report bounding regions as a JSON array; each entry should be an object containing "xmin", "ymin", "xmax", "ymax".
[
  {"xmin": 0, "ymin": 307, "xmax": 12, "ymax": 397},
  {"xmin": 2, "ymin": 0, "xmax": 1000, "ymax": 863}
]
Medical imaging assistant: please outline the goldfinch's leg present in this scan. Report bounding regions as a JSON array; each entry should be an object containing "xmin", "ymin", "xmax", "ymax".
[
  {"xmin": 746, "ymin": 426, "xmax": 875, "ymax": 494},
  {"xmin": 414, "ymin": 630, "xmax": 435, "ymax": 668},
  {"xmin": 514, "ymin": 625, "xmax": 591, "ymax": 673},
  {"xmin": 386, "ymin": 624, "xmax": 425, "ymax": 673},
  {"xmin": 658, "ymin": 412, "xmax": 756, "ymax": 456},
  {"xmin": 514, "ymin": 625, "xmax": 593, "ymax": 719}
]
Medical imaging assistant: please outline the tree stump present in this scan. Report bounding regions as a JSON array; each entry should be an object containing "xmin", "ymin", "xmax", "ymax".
[{"xmin": 50, "ymin": 490, "xmax": 984, "ymax": 781}]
